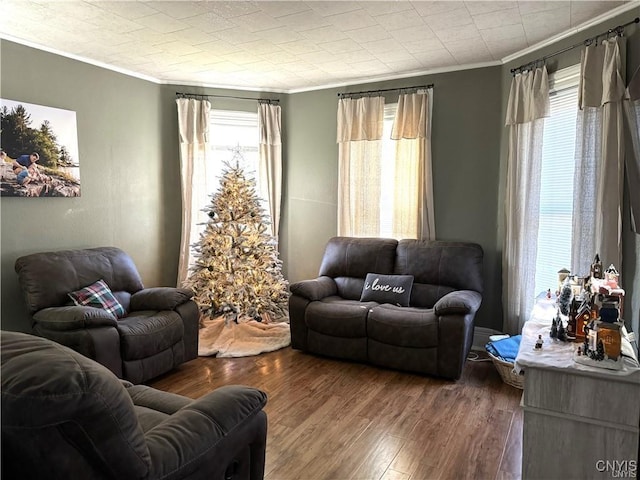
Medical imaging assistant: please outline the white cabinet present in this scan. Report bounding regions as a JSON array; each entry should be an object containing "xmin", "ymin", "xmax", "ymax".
[{"xmin": 515, "ymin": 314, "xmax": 640, "ymax": 479}]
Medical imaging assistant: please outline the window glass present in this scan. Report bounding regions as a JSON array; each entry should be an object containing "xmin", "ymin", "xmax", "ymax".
[
  {"xmin": 534, "ymin": 65, "xmax": 580, "ymax": 295},
  {"xmin": 379, "ymin": 103, "xmax": 398, "ymax": 237},
  {"xmin": 209, "ymin": 110, "xmax": 260, "ymax": 187}
]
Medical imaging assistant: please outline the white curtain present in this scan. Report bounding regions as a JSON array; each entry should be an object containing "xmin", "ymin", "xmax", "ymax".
[
  {"xmin": 571, "ymin": 37, "xmax": 626, "ymax": 275},
  {"xmin": 258, "ymin": 102, "xmax": 283, "ymax": 239},
  {"xmin": 391, "ymin": 89, "xmax": 435, "ymax": 240},
  {"xmin": 503, "ymin": 67, "xmax": 550, "ymax": 334},
  {"xmin": 337, "ymin": 96, "xmax": 384, "ymax": 236},
  {"xmin": 176, "ymin": 98, "xmax": 210, "ymax": 286},
  {"xmin": 624, "ymin": 65, "xmax": 640, "ymax": 233}
]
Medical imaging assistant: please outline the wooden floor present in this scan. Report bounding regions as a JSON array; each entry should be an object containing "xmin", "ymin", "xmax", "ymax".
[{"xmin": 150, "ymin": 348, "xmax": 523, "ymax": 480}]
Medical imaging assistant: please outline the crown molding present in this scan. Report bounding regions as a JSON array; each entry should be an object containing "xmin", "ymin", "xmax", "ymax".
[
  {"xmin": 0, "ymin": 33, "xmax": 161, "ymax": 84},
  {"xmin": 287, "ymin": 61, "xmax": 501, "ymax": 94},
  {"xmin": 501, "ymin": 1, "xmax": 640, "ymax": 65}
]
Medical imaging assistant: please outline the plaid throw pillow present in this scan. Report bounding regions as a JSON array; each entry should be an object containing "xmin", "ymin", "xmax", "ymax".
[{"xmin": 68, "ymin": 279, "xmax": 126, "ymax": 318}]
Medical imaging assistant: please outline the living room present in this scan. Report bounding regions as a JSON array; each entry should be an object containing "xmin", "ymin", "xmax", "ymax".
[{"xmin": 1, "ymin": 1, "xmax": 639, "ymax": 479}]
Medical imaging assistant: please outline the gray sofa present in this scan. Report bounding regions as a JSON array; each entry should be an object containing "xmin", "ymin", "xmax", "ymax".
[
  {"xmin": 1, "ymin": 331, "xmax": 267, "ymax": 480},
  {"xmin": 15, "ymin": 247, "xmax": 199, "ymax": 384},
  {"xmin": 289, "ymin": 237, "xmax": 484, "ymax": 380}
]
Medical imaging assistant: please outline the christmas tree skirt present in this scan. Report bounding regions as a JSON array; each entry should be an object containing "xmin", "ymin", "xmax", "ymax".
[{"xmin": 198, "ymin": 316, "xmax": 291, "ymax": 358}]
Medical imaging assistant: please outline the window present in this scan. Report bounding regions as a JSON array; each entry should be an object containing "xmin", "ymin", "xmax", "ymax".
[
  {"xmin": 209, "ymin": 110, "xmax": 260, "ymax": 189},
  {"xmin": 337, "ymin": 91, "xmax": 433, "ymax": 241},
  {"xmin": 190, "ymin": 109, "xmax": 261, "ymax": 246},
  {"xmin": 533, "ymin": 65, "xmax": 581, "ymax": 295},
  {"xmin": 379, "ymin": 103, "xmax": 399, "ymax": 237},
  {"xmin": 342, "ymin": 101, "xmax": 421, "ymax": 240}
]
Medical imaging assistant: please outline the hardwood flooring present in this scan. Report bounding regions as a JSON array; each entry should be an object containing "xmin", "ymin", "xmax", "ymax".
[{"xmin": 149, "ymin": 348, "xmax": 523, "ymax": 480}]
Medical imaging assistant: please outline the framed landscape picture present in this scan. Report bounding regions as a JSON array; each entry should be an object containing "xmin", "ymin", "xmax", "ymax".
[{"xmin": 1, "ymin": 99, "xmax": 81, "ymax": 197}]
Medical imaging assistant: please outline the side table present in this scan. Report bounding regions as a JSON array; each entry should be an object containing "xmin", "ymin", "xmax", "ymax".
[{"xmin": 515, "ymin": 304, "xmax": 640, "ymax": 479}]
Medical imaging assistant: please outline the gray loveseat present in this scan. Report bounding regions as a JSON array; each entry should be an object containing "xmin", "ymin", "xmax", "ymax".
[
  {"xmin": 289, "ymin": 237, "xmax": 484, "ymax": 380},
  {"xmin": 1, "ymin": 331, "xmax": 267, "ymax": 480},
  {"xmin": 15, "ymin": 247, "xmax": 199, "ymax": 384}
]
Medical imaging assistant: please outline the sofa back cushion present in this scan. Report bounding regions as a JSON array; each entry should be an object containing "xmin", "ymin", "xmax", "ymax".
[
  {"xmin": 1, "ymin": 331, "xmax": 150, "ymax": 478},
  {"xmin": 15, "ymin": 247, "xmax": 144, "ymax": 313},
  {"xmin": 395, "ymin": 240, "xmax": 483, "ymax": 308},
  {"xmin": 319, "ymin": 237, "xmax": 398, "ymax": 300}
]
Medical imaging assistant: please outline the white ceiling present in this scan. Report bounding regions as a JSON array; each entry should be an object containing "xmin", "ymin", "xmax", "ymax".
[{"xmin": 1, "ymin": 1, "xmax": 638, "ymax": 93}]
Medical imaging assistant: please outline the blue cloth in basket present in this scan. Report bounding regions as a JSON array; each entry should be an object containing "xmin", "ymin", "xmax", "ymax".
[{"xmin": 486, "ymin": 335, "xmax": 522, "ymax": 363}]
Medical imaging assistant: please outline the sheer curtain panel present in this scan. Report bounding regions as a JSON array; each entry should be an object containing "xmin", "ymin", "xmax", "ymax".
[
  {"xmin": 337, "ymin": 96, "xmax": 384, "ymax": 236},
  {"xmin": 503, "ymin": 67, "xmax": 550, "ymax": 334},
  {"xmin": 624, "ymin": 66, "xmax": 640, "ymax": 233},
  {"xmin": 258, "ymin": 102, "xmax": 283, "ymax": 239},
  {"xmin": 391, "ymin": 90, "xmax": 435, "ymax": 240},
  {"xmin": 572, "ymin": 37, "xmax": 626, "ymax": 274},
  {"xmin": 176, "ymin": 98, "xmax": 210, "ymax": 285}
]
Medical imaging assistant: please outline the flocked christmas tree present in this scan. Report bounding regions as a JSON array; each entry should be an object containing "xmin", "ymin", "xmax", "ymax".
[{"xmin": 184, "ymin": 147, "xmax": 289, "ymax": 324}]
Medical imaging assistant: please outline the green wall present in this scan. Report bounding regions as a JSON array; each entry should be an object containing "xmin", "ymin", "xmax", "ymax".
[
  {"xmin": 2, "ymin": 8, "xmax": 638, "ymax": 335},
  {"xmin": 283, "ymin": 68, "xmax": 504, "ymax": 331},
  {"xmin": 0, "ymin": 40, "xmax": 176, "ymax": 332}
]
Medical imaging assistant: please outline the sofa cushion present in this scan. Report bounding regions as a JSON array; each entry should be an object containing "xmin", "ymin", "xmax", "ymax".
[
  {"xmin": 395, "ymin": 240, "xmax": 483, "ymax": 293},
  {"xmin": 69, "ymin": 279, "xmax": 126, "ymax": 318},
  {"xmin": 117, "ymin": 311, "xmax": 184, "ymax": 360},
  {"xmin": 360, "ymin": 273, "xmax": 413, "ymax": 306},
  {"xmin": 126, "ymin": 383, "xmax": 191, "ymax": 432},
  {"xmin": 319, "ymin": 237, "xmax": 397, "ymax": 279},
  {"xmin": 134, "ymin": 405, "xmax": 171, "ymax": 433},
  {"xmin": 305, "ymin": 297, "xmax": 377, "ymax": 338},
  {"xmin": 367, "ymin": 304, "xmax": 439, "ymax": 348},
  {"xmin": 409, "ymin": 284, "xmax": 456, "ymax": 309},
  {"xmin": 334, "ymin": 276, "xmax": 366, "ymax": 300}
]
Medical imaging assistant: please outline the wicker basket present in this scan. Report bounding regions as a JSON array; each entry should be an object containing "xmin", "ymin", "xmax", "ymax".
[{"xmin": 488, "ymin": 351, "xmax": 524, "ymax": 389}]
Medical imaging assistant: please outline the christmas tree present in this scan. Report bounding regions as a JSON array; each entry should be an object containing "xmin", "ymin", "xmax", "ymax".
[
  {"xmin": 184, "ymin": 148, "xmax": 289, "ymax": 324},
  {"xmin": 557, "ymin": 278, "xmax": 572, "ymax": 316}
]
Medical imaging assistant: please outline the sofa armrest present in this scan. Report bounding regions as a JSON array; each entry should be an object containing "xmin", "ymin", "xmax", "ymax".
[
  {"xmin": 434, "ymin": 290, "xmax": 482, "ymax": 316},
  {"xmin": 130, "ymin": 287, "xmax": 194, "ymax": 311},
  {"xmin": 146, "ymin": 385, "xmax": 267, "ymax": 479},
  {"xmin": 289, "ymin": 276, "xmax": 337, "ymax": 301},
  {"xmin": 125, "ymin": 383, "xmax": 192, "ymax": 413},
  {"xmin": 32, "ymin": 306, "xmax": 117, "ymax": 331}
]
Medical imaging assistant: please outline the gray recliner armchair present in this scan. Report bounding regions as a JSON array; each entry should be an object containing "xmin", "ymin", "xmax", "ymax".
[
  {"xmin": 15, "ymin": 247, "xmax": 200, "ymax": 384},
  {"xmin": 1, "ymin": 331, "xmax": 267, "ymax": 480}
]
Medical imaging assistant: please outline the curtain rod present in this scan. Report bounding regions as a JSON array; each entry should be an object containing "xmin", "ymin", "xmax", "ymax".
[
  {"xmin": 337, "ymin": 84, "xmax": 434, "ymax": 98},
  {"xmin": 511, "ymin": 16, "xmax": 639, "ymax": 75},
  {"xmin": 176, "ymin": 92, "xmax": 279, "ymax": 104}
]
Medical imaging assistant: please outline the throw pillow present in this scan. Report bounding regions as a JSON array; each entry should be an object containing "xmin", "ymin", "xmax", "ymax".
[
  {"xmin": 360, "ymin": 273, "xmax": 414, "ymax": 307},
  {"xmin": 68, "ymin": 279, "xmax": 126, "ymax": 318}
]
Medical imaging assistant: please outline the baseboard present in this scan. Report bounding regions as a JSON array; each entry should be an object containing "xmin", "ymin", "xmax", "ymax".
[{"xmin": 472, "ymin": 326, "xmax": 504, "ymax": 351}]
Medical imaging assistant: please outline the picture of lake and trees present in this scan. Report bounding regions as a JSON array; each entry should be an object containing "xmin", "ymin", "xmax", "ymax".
[{"xmin": 1, "ymin": 99, "xmax": 80, "ymax": 197}]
